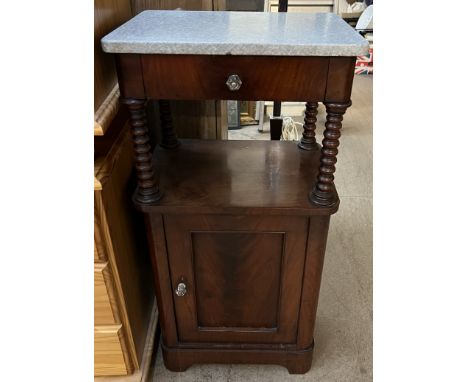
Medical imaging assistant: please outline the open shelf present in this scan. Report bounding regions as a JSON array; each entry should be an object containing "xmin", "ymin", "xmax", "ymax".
[{"xmin": 136, "ymin": 139, "xmax": 338, "ymax": 215}]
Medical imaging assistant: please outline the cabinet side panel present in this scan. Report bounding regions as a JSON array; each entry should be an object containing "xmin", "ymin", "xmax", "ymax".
[
  {"xmin": 144, "ymin": 213, "xmax": 179, "ymax": 347},
  {"xmin": 116, "ymin": 54, "xmax": 146, "ymax": 99},
  {"xmin": 141, "ymin": 55, "xmax": 329, "ymax": 101},
  {"xmin": 296, "ymin": 215, "xmax": 331, "ymax": 348},
  {"xmin": 94, "ymin": 0, "xmax": 132, "ymax": 111}
]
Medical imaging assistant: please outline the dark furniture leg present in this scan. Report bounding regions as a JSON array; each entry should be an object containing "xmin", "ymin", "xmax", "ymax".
[
  {"xmin": 270, "ymin": 101, "xmax": 283, "ymax": 140},
  {"xmin": 159, "ymin": 100, "xmax": 180, "ymax": 149},
  {"xmin": 310, "ymin": 101, "xmax": 351, "ymax": 206},
  {"xmin": 279, "ymin": 0, "xmax": 288, "ymax": 12},
  {"xmin": 298, "ymin": 101, "xmax": 319, "ymax": 150},
  {"xmin": 121, "ymin": 98, "xmax": 163, "ymax": 204}
]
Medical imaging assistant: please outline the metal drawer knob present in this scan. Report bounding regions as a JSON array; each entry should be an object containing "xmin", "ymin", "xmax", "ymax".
[
  {"xmin": 175, "ymin": 282, "xmax": 187, "ymax": 297},
  {"xmin": 226, "ymin": 74, "xmax": 242, "ymax": 91}
]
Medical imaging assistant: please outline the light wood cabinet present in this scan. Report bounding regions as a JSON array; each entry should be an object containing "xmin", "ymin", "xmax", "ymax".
[
  {"xmin": 94, "ymin": 1, "xmax": 158, "ymax": 379},
  {"xmin": 95, "ymin": 118, "xmax": 155, "ymax": 377}
]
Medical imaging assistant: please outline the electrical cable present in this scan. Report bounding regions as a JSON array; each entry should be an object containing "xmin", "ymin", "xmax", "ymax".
[{"xmin": 280, "ymin": 116, "xmax": 302, "ymax": 141}]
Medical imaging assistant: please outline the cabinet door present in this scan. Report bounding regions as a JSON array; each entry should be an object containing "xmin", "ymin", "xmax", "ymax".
[{"xmin": 164, "ymin": 215, "xmax": 308, "ymax": 344}]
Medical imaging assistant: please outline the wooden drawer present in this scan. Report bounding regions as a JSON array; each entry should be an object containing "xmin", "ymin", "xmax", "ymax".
[
  {"xmin": 94, "ymin": 325, "xmax": 129, "ymax": 376},
  {"xmin": 139, "ymin": 54, "xmax": 329, "ymax": 101},
  {"xmin": 95, "ymin": 262, "xmax": 118, "ymax": 325}
]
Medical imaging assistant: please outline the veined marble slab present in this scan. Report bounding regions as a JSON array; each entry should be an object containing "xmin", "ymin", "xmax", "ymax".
[{"xmin": 102, "ymin": 11, "xmax": 368, "ymax": 57}]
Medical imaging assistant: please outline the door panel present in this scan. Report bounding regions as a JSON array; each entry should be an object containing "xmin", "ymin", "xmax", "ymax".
[
  {"xmin": 164, "ymin": 215, "xmax": 308, "ymax": 344},
  {"xmin": 193, "ymin": 231, "xmax": 284, "ymax": 329}
]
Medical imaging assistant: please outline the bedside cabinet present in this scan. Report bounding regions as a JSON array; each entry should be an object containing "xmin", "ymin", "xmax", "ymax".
[
  {"xmin": 94, "ymin": 112, "xmax": 155, "ymax": 377},
  {"xmin": 102, "ymin": 10, "xmax": 368, "ymax": 374}
]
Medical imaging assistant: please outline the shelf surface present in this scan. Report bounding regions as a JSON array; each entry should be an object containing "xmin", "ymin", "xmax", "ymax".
[
  {"xmin": 137, "ymin": 139, "xmax": 338, "ymax": 215},
  {"xmin": 102, "ymin": 11, "xmax": 368, "ymax": 57}
]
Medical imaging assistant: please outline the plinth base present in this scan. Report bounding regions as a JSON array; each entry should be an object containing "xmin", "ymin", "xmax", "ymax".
[{"xmin": 161, "ymin": 342, "xmax": 314, "ymax": 375}]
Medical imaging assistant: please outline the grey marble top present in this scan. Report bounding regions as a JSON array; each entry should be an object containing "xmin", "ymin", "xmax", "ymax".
[{"xmin": 102, "ymin": 11, "xmax": 368, "ymax": 57}]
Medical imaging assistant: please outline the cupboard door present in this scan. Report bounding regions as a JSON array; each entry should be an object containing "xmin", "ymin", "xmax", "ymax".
[{"xmin": 164, "ymin": 215, "xmax": 308, "ymax": 344}]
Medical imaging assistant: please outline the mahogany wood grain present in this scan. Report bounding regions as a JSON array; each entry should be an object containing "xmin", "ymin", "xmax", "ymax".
[
  {"xmin": 296, "ymin": 215, "xmax": 330, "ymax": 348},
  {"xmin": 193, "ymin": 232, "xmax": 283, "ymax": 329},
  {"xmin": 141, "ymin": 55, "xmax": 329, "ymax": 101},
  {"xmin": 164, "ymin": 215, "xmax": 308, "ymax": 344},
  {"xmin": 162, "ymin": 342, "xmax": 314, "ymax": 374},
  {"xmin": 116, "ymin": 55, "xmax": 146, "ymax": 99},
  {"xmin": 111, "ymin": 37, "xmax": 359, "ymax": 375},
  {"xmin": 144, "ymin": 214, "xmax": 327, "ymax": 373},
  {"xmin": 135, "ymin": 139, "xmax": 338, "ymax": 215},
  {"xmin": 325, "ymin": 57, "xmax": 357, "ymax": 102}
]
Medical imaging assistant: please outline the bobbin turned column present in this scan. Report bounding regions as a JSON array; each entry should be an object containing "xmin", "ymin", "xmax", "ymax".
[
  {"xmin": 159, "ymin": 100, "xmax": 180, "ymax": 149},
  {"xmin": 298, "ymin": 101, "xmax": 319, "ymax": 151},
  {"xmin": 121, "ymin": 98, "xmax": 163, "ymax": 204},
  {"xmin": 310, "ymin": 101, "xmax": 351, "ymax": 206}
]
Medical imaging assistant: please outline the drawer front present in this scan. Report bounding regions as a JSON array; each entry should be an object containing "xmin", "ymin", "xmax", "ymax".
[
  {"xmin": 141, "ymin": 55, "xmax": 329, "ymax": 101},
  {"xmin": 95, "ymin": 262, "xmax": 119, "ymax": 325},
  {"xmin": 164, "ymin": 214, "xmax": 308, "ymax": 345},
  {"xmin": 94, "ymin": 325, "xmax": 129, "ymax": 376}
]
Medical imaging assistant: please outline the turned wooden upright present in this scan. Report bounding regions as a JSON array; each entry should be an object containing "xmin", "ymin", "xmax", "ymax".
[
  {"xmin": 119, "ymin": 55, "xmax": 355, "ymax": 208},
  {"xmin": 103, "ymin": 10, "xmax": 368, "ymax": 375}
]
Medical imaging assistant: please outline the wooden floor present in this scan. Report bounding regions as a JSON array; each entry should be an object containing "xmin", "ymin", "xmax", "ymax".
[{"xmin": 152, "ymin": 74, "xmax": 373, "ymax": 381}]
